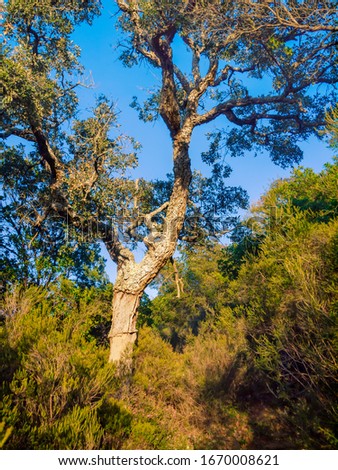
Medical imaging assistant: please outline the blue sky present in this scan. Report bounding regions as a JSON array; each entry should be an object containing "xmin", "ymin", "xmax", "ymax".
[{"xmin": 71, "ymin": 1, "xmax": 335, "ymax": 281}]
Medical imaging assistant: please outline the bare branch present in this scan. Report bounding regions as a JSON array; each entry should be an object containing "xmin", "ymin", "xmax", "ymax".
[
  {"xmin": 30, "ymin": 126, "xmax": 62, "ymax": 183},
  {"xmin": 0, "ymin": 127, "xmax": 35, "ymax": 141},
  {"xmin": 182, "ymin": 35, "xmax": 202, "ymax": 85},
  {"xmin": 126, "ymin": 201, "xmax": 170, "ymax": 241},
  {"xmin": 193, "ymin": 94, "xmax": 298, "ymax": 127},
  {"xmin": 173, "ymin": 64, "xmax": 191, "ymax": 94},
  {"xmin": 144, "ymin": 201, "xmax": 169, "ymax": 230},
  {"xmin": 213, "ymin": 65, "xmax": 254, "ymax": 87}
]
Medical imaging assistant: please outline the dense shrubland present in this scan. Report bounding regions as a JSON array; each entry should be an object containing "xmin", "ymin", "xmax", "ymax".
[{"xmin": 1, "ymin": 160, "xmax": 337, "ymax": 449}]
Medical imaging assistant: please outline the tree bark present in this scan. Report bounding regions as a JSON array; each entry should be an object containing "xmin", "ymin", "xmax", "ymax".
[{"xmin": 108, "ymin": 288, "xmax": 141, "ymax": 363}]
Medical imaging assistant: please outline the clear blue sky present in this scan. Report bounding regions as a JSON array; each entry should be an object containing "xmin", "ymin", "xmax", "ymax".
[{"xmin": 72, "ymin": 1, "xmax": 334, "ymax": 281}]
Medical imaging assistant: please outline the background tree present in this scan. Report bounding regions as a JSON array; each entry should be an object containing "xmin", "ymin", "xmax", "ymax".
[
  {"xmin": 1, "ymin": 0, "xmax": 337, "ymax": 362},
  {"xmin": 0, "ymin": 168, "xmax": 107, "ymax": 289}
]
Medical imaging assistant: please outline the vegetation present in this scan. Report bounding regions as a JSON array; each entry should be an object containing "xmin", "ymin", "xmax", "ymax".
[
  {"xmin": 1, "ymin": 0, "xmax": 337, "ymax": 450},
  {"xmin": 1, "ymin": 0, "xmax": 337, "ymax": 361},
  {"xmin": 1, "ymin": 159, "xmax": 337, "ymax": 449}
]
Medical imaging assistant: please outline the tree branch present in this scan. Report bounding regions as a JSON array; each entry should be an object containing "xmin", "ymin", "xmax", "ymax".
[
  {"xmin": 194, "ymin": 94, "xmax": 298, "ymax": 127},
  {"xmin": 151, "ymin": 29, "xmax": 181, "ymax": 135},
  {"xmin": 173, "ymin": 64, "xmax": 191, "ymax": 94},
  {"xmin": 0, "ymin": 127, "xmax": 36, "ymax": 141},
  {"xmin": 30, "ymin": 126, "xmax": 61, "ymax": 183}
]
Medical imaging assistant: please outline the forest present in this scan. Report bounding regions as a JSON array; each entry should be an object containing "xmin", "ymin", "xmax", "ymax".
[{"xmin": 1, "ymin": 0, "xmax": 337, "ymax": 450}]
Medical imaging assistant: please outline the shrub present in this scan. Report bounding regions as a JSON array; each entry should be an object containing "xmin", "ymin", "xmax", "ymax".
[{"xmin": 0, "ymin": 283, "xmax": 117, "ymax": 449}]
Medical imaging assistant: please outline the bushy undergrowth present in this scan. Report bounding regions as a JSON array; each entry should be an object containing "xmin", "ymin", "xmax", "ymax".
[
  {"xmin": 0, "ymin": 283, "xmax": 252, "ymax": 450},
  {"xmin": 0, "ymin": 281, "xmax": 118, "ymax": 449}
]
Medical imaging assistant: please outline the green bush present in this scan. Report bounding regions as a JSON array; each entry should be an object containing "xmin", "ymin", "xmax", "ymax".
[{"xmin": 0, "ymin": 283, "xmax": 117, "ymax": 449}]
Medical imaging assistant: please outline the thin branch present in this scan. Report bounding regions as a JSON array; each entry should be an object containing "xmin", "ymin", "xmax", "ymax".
[
  {"xmin": 213, "ymin": 65, "xmax": 254, "ymax": 87},
  {"xmin": 173, "ymin": 64, "xmax": 191, "ymax": 93},
  {"xmin": 170, "ymin": 256, "xmax": 184, "ymax": 298}
]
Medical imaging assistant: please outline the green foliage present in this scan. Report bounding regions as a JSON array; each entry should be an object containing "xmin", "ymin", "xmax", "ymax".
[
  {"xmin": 118, "ymin": 0, "xmax": 337, "ymax": 165},
  {"xmin": 2, "ymin": 0, "xmax": 100, "ymax": 132},
  {"xmin": 2, "ymin": 0, "xmax": 337, "ymax": 298},
  {"xmin": 1, "ymin": 0, "xmax": 145, "ymax": 291},
  {"xmin": 1, "ymin": 159, "xmax": 337, "ymax": 449},
  {"xmin": 217, "ymin": 162, "xmax": 338, "ymax": 448},
  {"xmin": 133, "ymin": 327, "xmax": 186, "ymax": 405},
  {"xmin": 322, "ymin": 105, "xmax": 338, "ymax": 150},
  {"xmin": 2, "ymin": 155, "xmax": 337, "ymax": 449},
  {"xmin": 125, "ymin": 421, "xmax": 168, "ymax": 450},
  {"xmin": 149, "ymin": 245, "xmax": 227, "ymax": 349},
  {"xmin": 0, "ymin": 421, "xmax": 13, "ymax": 449},
  {"xmin": 0, "ymin": 207, "xmax": 108, "ymax": 288},
  {"xmin": 97, "ymin": 398, "xmax": 133, "ymax": 449},
  {"xmin": 0, "ymin": 281, "xmax": 118, "ymax": 449},
  {"xmin": 118, "ymin": 324, "xmax": 252, "ymax": 450},
  {"xmin": 257, "ymin": 160, "xmax": 338, "ymax": 223}
]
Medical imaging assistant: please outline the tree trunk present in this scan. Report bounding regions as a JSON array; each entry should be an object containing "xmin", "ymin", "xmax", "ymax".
[
  {"xmin": 107, "ymin": 132, "xmax": 192, "ymax": 363},
  {"xmin": 108, "ymin": 289, "xmax": 141, "ymax": 363}
]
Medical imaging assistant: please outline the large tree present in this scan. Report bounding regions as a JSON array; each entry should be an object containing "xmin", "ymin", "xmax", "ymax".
[{"xmin": 1, "ymin": 0, "xmax": 337, "ymax": 361}]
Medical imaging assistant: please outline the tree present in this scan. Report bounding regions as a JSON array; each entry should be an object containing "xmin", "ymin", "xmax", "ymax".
[
  {"xmin": 1, "ymin": 0, "xmax": 337, "ymax": 362},
  {"xmin": 1, "ymin": 146, "xmax": 108, "ymax": 289}
]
